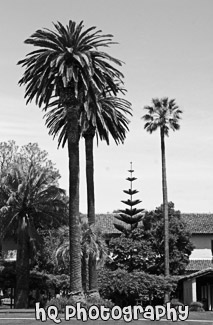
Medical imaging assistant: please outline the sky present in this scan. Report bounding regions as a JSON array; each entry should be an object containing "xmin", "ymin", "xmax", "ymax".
[{"xmin": 0, "ymin": 0, "xmax": 213, "ymax": 214}]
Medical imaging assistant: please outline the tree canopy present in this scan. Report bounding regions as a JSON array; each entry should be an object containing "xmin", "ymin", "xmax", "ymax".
[
  {"xmin": 107, "ymin": 202, "xmax": 194, "ymax": 275},
  {"xmin": 0, "ymin": 141, "xmax": 67, "ymax": 237},
  {"xmin": 0, "ymin": 141, "xmax": 68, "ymax": 307}
]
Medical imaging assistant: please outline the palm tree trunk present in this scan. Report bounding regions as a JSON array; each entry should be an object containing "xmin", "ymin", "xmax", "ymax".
[
  {"xmin": 0, "ymin": 240, "xmax": 2, "ymax": 260},
  {"xmin": 84, "ymin": 127, "xmax": 99, "ymax": 296},
  {"xmin": 64, "ymin": 89, "xmax": 83, "ymax": 298},
  {"xmin": 88, "ymin": 256, "xmax": 98, "ymax": 294},
  {"xmin": 84, "ymin": 126, "xmax": 95, "ymax": 226},
  {"xmin": 81, "ymin": 250, "xmax": 87, "ymax": 292},
  {"xmin": 15, "ymin": 216, "xmax": 29, "ymax": 308},
  {"xmin": 160, "ymin": 128, "xmax": 170, "ymax": 303}
]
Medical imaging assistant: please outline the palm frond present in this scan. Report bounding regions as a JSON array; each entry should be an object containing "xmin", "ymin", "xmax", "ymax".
[
  {"xmin": 142, "ymin": 98, "xmax": 182, "ymax": 135},
  {"xmin": 18, "ymin": 20, "xmax": 124, "ymax": 111}
]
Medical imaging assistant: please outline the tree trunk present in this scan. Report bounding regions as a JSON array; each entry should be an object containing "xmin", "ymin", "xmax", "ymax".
[
  {"xmin": 84, "ymin": 126, "xmax": 99, "ymax": 296},
  {"xmin": 0, "ymin": 240, "xmax": 2, "ymax": 260},
  {"xmin": 15, "ymin": 216, "xmax": 29, "ymax": 308},
  {"xmin": 81, "ymin": 251, "xmax": 87, "ymax": 293},
  {"xmin": 84, "ymin": 127, "xmax": 95, "ymax": 226},
  {"xmin": 64, "ymin": 89, "xmax": 83, "ymax": 299},
  {"xmin": 160, "ymin": 128, "xmax": 170, "ymax": 303},
  {"xmin": 88, "ymin": 255, "xmax": 99, "ymax": 296}
]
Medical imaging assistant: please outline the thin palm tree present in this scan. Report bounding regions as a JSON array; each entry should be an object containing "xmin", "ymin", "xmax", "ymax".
[
  {"xmin": 44, "ymin": 92, "xmax": 131, "ymax": 293},
  {"xmin": 142, "ymin": 97, "xmax": 182, "ymax": 301},
  {"xmin": 18, "ymin": 20, "xmax": 124, "ymax": 297},
  {"xmin": 82, "ymin": 94, "xmax": 131, "ymax": 294},
  {"xmin": 0, "ymin": 164, "xmax": 67, "ymax": 308}
]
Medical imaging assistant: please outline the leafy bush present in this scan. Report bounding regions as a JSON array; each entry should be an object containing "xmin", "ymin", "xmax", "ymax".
[
  {"xmin": 86, "ymin": 296, "xmax": 114, "ymax": 308},
  {"xmin": 46, "ymin": 295, "xmax": 114, "ymax": 313},
  {"xmin": 189, "ymin": 301, "xmax": 204, "ymax": 312},
  {"xmin": 46, "ymin": 296, "xmax": 71, "ymax": 312},
  {"xmin": 171, "ymin": 299, "xmax": 184, "ymax": 309},
  {"xmin": 98, "ymin": 267, "xmax": 178, "ymax": 307}
]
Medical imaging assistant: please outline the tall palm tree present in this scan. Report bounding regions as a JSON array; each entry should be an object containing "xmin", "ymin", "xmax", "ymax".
[
  {"xmin": 44, "ymin": 92, "xmax": 131, "ymax": 293},
  {"xmin": 142, "ymin": 97, "xmax": 182, "ymax": 301},
  {"xmin": 0, "ymin": 164, "xmax": 67, "ymax": 308},
  {"xmin": 18, "ymin": 20, "xmax": 124, "ymax": 297}
]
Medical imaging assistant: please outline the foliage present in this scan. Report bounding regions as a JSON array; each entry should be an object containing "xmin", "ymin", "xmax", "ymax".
[
  {"xmin": 142, "ymin": 202, "xmax": 194, "ymax": 275},
  {"xmin": 0, "ymin": 141, "xmax": 67, "ymax": 307},
  {"xmin": 170, "ymin": 299, "xmax": 184, "ymax": 309},
  {"xmin": 29, "ymin": 271, "xmax": 70, "ymax": 292},
  {"xmin": 35, "ymin": 217, "xmax": 108, "ymax": 278},
  {"xmin": 0, "ymin": 141, "xmax": 64, "ymax": 236},
  {"xmin": 113, "ymin": 163, "xmax": 143, "ymax": 234},
  {"xmin": 98, "ymin": 267, "xmax": 178, "ymax": 307},
  {"xmin": 80, "ymin": 217, "xmax": 108, "ymax": 267},
  {"xmin": 46, "ymin": 295, "xmax": 114, "ymax": 312},
  {"xmin": 0, "ymin": 141, "xmax": 19, "ymax": 177},
  {"xmin": 0, "ymin": 141, "xmax": 60, "ymax": 183},
  {"xmin": 143, "ymin": 98, "xmax": 182, "ymax": 136},
  {"xmin": 108, "ymin": 202, "xmax": 194, "ymax": 275},
  {"xmin": 34, "ymin": 229, "xmax": 68, "ymax": 275},
  {"xmin": 189, "ymin": 301, "xmax": 204, "ymax": 312},
  {"xmin": 45, "ymin": 93, "xmax": 132, "ymax": 148},
  {"xmin": 46, "ymin": 296, "xmax": 72, "ymax": 312},
  {"xmin": 107, "ymin": 229, "xmax": 156, "ymax": 273},
  {"xmin": 0, "ymin": 142, "xmax": 68, "ymax": 252},
  {"xmin": 18, "ymin": 20, "xmax": 124, "ymax": 111},
  {"xmin": 0, "ymin": 161, "xmax": 67, "ymax": 238}
]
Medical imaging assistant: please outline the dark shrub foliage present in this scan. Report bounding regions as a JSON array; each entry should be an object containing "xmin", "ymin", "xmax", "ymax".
[{"xmin": 98, "ymin": 267, "xmax": 178, "ymax": 307}]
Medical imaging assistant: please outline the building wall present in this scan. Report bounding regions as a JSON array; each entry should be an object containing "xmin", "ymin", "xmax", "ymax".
[{"xmin": 190, "ymin": 234, "xmax": 213, "ymax": 259}]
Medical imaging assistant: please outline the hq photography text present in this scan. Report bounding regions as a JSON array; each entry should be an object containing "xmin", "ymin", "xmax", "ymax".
[{"xmin": 35, "ymin": 302, "xmax": 189, "ymax": 323}]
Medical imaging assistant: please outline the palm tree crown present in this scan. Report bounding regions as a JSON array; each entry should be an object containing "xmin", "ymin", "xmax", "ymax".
[
  {"xmin": 0, "ymin": 163, "xmax": 67, "ymax": 242},
  {"xmin": 143, "ymin": 98, "xmax": 182, "ymax": 135},
  {"xmin": 44, "ymin": 93, "xmax": 132, "ymax": 148},
  {"xmin": 18, "ymin": 20, "xmax": 123, "ymax": 109}
]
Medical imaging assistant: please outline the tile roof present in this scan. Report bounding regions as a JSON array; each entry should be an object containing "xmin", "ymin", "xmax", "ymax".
[
  {"xmin": 181, "ymin": 214, "xmax": 213, "ymax": 234},
  {"xmin": 180, "ymin": 267, "xmax": 213, "ymax": 280},
  {"xmin": 186, "ymin": 259, "xmax": 213, "ymax": 272},
  {"xmin": 95, "ymin": 213, "xmax": 144, "ymax": 234},
  {"xmin": 95, "ymin": 213, "xmax": 213, "ymax": 235},
  {"xmin": 95, "ymin": 214, "xmax": 123, "ymax": 234}
]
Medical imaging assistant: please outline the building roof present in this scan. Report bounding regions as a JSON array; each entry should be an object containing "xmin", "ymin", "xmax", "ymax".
[
  {"xmin": 96, "ymin": 213, "xmax": 145, "ymax": 235},
  {"xmin": 95, "ymin": 213, "xmax": 213, "ymax": 235},
  {"xmin": 181, "ymin": 214, "xmax": 213, "ymax": 234},
  {"xmin": 95, "ymin": 214, "xmax": 121, "ymax": 235},
  {"xmin": 180, "ymin": 267, "xmax": 213, "ymax": 281},
  {"xmin": 186, "ymin": 260, "xmax": 213, "ymax": 272}
]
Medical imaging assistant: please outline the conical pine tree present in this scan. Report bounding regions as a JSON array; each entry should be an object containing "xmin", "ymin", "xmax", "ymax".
[{"xmin": 114, "ymin": 163, "xmax": 144, "ymax": 234}]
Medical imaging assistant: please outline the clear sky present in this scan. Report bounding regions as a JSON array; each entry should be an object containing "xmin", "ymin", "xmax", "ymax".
[{"xmin": 0, "ymin": 0, "xmax": 213, "ymax": 213}]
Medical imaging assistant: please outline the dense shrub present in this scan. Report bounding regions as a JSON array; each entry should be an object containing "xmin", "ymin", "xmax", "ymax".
[
  {"xmin": 45, "ymin": 295, "xmax": 114, "ymax": 313},
  {"xmin": 170, "ymin": 299, "xmax": 184, "ymax": 309},
  {"xmin": 46, "ymin": 296, "xmax": 71, "ymax": 312},
  {"xmin": 86, "ymin": 296, "xmax": 114, "ymax": 309},
  {"xmin": 98, "ymin": 267, "xmax": 178, "ymax": 307},
  {"xmin": 189, "ymin": 301, "xmax": 204, "ymax": 312}
]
